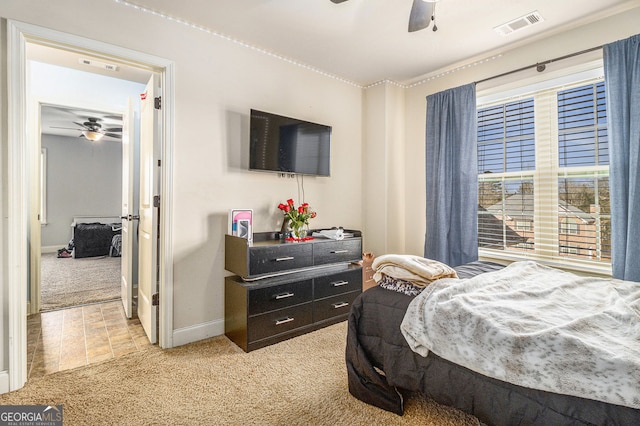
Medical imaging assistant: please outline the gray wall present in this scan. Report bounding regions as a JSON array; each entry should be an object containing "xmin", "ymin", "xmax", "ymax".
[{"xmin": 41, "ymin": 134, "xmax": 122, "ymax": 248}]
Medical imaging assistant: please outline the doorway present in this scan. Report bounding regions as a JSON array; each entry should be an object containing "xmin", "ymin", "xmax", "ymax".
[
  {"xmin": 36, "ymin": 102, "xmax": 132, "ymax": 313},
  {"xmin": 7, "ymin": 20, "xmax": 175, "ymax": 393},
  {"xmin": 28, "ymin": 44, "xmax": 150, "ymax": 377}
]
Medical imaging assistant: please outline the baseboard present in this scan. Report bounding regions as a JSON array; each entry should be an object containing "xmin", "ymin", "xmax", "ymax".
[
  {"xmin": 171, "ymin": 318, "xmax": 225, "ymax": 347},
  {"xmin": 0, "ymin": 370, "xmax": 9, "ymax": 394}
]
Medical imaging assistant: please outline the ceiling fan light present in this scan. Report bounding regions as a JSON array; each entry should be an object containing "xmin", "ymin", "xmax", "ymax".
[{"xmin": 82, "ymin": 130, "xmax": 104, "ymax": 141}]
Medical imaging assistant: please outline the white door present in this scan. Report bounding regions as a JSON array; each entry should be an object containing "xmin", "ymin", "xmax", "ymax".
[
  {"xmin": 138, "ymin": 74, "xmax": 161, "ymax": 344},
  {"xmin": 121, "ymin": 97, "xmax": 136, "ymax": 318},
  {"xmin": 29, "ymin": 107, "xmax": 43, "ymax": 314}
]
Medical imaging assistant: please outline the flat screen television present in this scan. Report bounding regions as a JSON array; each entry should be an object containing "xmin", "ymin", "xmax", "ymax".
[{"xmin": 249, "ymin": 109, "xmax": 331, "ymax": 177}]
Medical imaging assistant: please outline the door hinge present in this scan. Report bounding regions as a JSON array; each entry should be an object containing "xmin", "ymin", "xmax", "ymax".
[
  {"xmin": 154, "ymin": 96, "xmax": 162, "ymax": 110},
  {"xmin": 153, "ymin": 195, "xmax": 160, "ymax": 208},
  {"xmin": 152, "ymin": 293, "xmax": 159, "ymax": 306}
]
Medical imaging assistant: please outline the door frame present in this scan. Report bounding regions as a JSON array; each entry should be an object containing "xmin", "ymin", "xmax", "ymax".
[{"xmin": 7, "ymin": 20, "xmax": 175, "ymax": 392}]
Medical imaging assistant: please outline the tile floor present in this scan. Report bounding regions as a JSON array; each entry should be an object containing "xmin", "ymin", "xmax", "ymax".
[{"xmin": 27, "ymin": 300, "xmax": 153, "ymax": 378}]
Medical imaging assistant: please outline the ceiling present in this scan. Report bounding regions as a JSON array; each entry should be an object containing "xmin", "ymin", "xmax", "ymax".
[
  {"xmin": 32, "ymin": 0, "xmax": 637, "ymax": 139},
  {"xmin": 126, "ymin": 0, "xmax": 636, "ymax": 85},
  {"xmin": 29, "ymin": 43, "xmax": 145, "ymax": 142}
]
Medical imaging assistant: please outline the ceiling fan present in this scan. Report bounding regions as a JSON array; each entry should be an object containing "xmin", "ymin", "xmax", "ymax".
[
  {"xmin": 51, "ymin": 117, "xmax": 122, "ymax": 141},
  {"xmin": 330, "ymin": 0, "xmax": 439, "ymax": 33}
]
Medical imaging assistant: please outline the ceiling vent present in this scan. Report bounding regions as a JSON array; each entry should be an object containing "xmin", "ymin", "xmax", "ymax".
[
  {"xmin": 494, "ymin": 11, "xmax": 544, "ymax": 36},
  {"xmin": 79, "ymin": 58, "xmax": 119, "ymax": 72}
]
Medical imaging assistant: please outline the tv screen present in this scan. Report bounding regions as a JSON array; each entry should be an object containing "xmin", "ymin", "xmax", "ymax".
[{"xmin": 249, "ymin": 109, "xmax": 331, "ymax": 176}]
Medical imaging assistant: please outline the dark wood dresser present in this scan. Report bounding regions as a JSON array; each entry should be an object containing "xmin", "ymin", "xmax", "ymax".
[{"xmin": 224, "ymin": 231, "xmax": 362, "ymax": 352}]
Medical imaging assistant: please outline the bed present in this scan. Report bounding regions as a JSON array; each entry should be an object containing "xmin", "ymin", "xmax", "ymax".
[
  {"xmin": 71, "ymin": 216, "xmax": 122, "ymax": 258},
  {"xmin": 346, "ymin": 260, "xmax": 640, "ymax": 425}
]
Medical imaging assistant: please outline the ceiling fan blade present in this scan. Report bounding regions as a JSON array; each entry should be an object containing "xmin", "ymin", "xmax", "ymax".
[
  {"xmin": 73, "ymin": 121, "xmax": 88, "ymax": 128},
  {"xmin": 50, "ymin": 126, "xmax": 84, "ymax": 130},
  {"xmin": 408, "ymin": 0, "xmax": 435, "ymax": 32},
  {"xmin": 330, "ymin": 0, "xmax": 349, "ymax": 3},
  {"xmin": 104, "ymin": 133, "xmax": 122, "ymax": 139},
  {"xmin": 103, "ymin": 127, "xmax": 123, "ymax": 132}
]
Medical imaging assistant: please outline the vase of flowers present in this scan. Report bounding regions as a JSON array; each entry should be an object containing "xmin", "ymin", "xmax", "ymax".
[{"xmin": 278, "ymin": 199, "xmax": 316, "ymax": 241}]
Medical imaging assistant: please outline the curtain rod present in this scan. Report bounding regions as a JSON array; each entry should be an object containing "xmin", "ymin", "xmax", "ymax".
[{"xmin": 476, "ymin": 45, "xmax": 603, "ymax": 85}]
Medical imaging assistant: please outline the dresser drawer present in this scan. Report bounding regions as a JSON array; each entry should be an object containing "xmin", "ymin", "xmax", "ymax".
[
  {"xmin": 248, "ymin": 303, "xmax": 313, "ymax": 342},
  {"xmin": 249, "ymin": 243, "xmax": 313, "ymax": 276},
  {"xmin": 248, "ymin": 279, "xmax": 313, "ymax": 316},
  {"xmin": 314, "ymin": 268, "xmax": 362, "ymax": 299},
  {"xmin": 313, "ymin": 239, "xmax": 362, "ymax": 266},
  {"xmin": 313, "ymin": 291, "xmax": 360, "ymax": 322}
]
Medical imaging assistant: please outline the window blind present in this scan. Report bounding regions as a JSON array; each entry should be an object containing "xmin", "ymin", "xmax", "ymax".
[
  {"xmin": 557, "ymin": 81, "xmax": 610, "ymax": 263},
  {"xmin": 477, "ymin": 78, "xmax": 610, "ymax": 272},
  {"xmin": 478, "ymin": 98, "xmax": 535, "ymax": 254}
]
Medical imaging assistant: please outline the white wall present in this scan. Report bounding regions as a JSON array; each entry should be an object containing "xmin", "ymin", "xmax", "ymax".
[
  {"xmin": 362, "ymin": 82, "xmax": 406, "ymax": 258},
  {"xmin": 40, "ymin": 134, "xmax": 122, "ymax": 248},
  {"xmin": 0, "ymin": 0, "xmax": 364, "ymax": 358},
  {"xmin": 0, "ymin": 17, "xmax": 8, "ymax": 389}
]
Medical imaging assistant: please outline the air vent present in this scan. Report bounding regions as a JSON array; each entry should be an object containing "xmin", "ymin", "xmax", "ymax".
[
  {"xmin": 494, "ymin": 11, "xmax": 544, "ymax": 36},
  {"xmin": 78, "ymin": 58, "xmax": 119, "ymax": 72}
]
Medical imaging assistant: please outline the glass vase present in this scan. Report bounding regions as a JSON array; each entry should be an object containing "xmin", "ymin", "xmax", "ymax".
[{"xmin": 290, "ymin": 224, "xmax": 308, "ymax": 240}]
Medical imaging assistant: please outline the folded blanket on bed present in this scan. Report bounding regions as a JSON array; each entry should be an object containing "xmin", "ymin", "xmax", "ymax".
[
  {"xmin": 401, "ymin": 260, "xmax": 640, "ymax": 409},
  {"xmin": 372, "ymin": 254, "xmax": 458, "ymax": 288}
]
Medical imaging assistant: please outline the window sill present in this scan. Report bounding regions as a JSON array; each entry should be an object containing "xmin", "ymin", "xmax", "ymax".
[{"xmin": 478, "ymin": 249, "xmax": 612, "ymax": 279}]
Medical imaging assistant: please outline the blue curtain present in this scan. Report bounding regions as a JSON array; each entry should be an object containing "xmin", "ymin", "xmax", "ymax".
[
  {"xmin": 604, "ymin": 34, "xmax": 640, "ymax": 282},
  {"xmin": 424, "ymin": 83, "xmax": 478, "ymax": 266}
]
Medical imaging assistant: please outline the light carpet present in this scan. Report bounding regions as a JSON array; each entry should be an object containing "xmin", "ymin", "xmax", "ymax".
[
  {"xmin": 0, "ymin": 322, "xmax": 480, "ymax": 425},
  {"xmin": 40, "ymin": 253, "xmax": 121, "ymax": 311}
]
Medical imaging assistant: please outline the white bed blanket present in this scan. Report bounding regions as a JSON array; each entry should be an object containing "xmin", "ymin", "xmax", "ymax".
[
  {"xmin": 372, "ymin": 254, "xmax": 458, "ymax": 288},
  {"xmin": 401, "ymin": 261, "xmax": 640, "ymax": 409}
]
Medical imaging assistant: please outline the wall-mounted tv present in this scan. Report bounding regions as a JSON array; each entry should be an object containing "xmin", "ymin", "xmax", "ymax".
[{"xmin": 249, "ymin": 109, "xmax": 331, "ymax": 177}]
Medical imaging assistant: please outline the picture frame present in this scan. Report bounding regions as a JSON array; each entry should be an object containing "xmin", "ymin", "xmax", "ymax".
[{"xmin": 229, "ymin": 209, "xmax": 253, "ymax": 243}]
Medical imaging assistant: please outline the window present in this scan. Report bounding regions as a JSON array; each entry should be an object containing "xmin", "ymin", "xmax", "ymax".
[
  {"xmin": 559, "ymin": 218, "xmax": 578, "ymax": 235},
  {"xmin": 477, "ymin": 76, "xmax": 610, "ymax": 270},
  {"xmin": 557, "ymin": 82, "xmax": 610, "ymax": 262},
  {"xmin": 560, "ymin": 245, "xmax": 580, "ymax": 255},
  {"xmin": 478, "ymin": 98, "xmax": 536, "ymax": 255}
]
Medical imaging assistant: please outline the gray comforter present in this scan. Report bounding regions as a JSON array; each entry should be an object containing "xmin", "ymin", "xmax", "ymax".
[
  {"xmin": 346, "ymin": 260, "xmax": 640, "ymax": 425},
  {"xmin": 401, "ymin": 261, "xmax": 640, "ymax": 409}
]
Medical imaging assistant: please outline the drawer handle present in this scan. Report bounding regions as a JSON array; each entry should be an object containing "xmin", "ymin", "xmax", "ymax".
[
  {"xmin": 275, "ymin": 317, "xmax": 295, "ymax": 326},
  {"xmin": 275, "ymin": 256, "xmax": 295, "ymax": 262},
  {"xmin": 274, "ymin": 292, "xmax": 295, "ymax": 300},
  {"xmin": 332, "ymin": 302, "xmax": 349, "ymax": 309},
  {"xmin": 330, "ymin": 250, "xmax": 349, "ymax": 254},
  {"xmin": 332, "ymin": 280, "xmax": 349, "ymax": 287}
]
